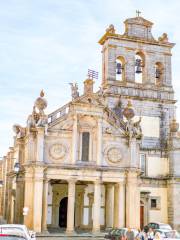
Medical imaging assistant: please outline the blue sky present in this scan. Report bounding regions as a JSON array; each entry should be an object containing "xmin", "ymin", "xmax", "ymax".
[{"xmin": 0, "ymin": 0, "xmax": 180, "ymax": 156}]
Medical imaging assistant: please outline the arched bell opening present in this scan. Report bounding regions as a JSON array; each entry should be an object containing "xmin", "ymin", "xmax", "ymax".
[
  {"xmin": 155, "ymin": 62, "xmax": 164, "ymax": 86},
  {"xmin": 135, "ymin": 52, "xmax": 145, "ymax": 84},
  {"xmin": 116, "ymin": 56, "xmax": 125, "ymax": 81}
]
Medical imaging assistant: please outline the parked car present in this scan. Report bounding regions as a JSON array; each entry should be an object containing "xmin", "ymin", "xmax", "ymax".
[
  {"xmin": 0, "ymin": 232, "xmax": 27, "ymax": 239},
  {"xmin": 105, "ymin": 229, "xmax": 118, "ymax": 239},
  {"xmin": 144, "ymin": 222, "xmax": 172, "ymax": 233},
  {"xmin": 155, "ymin": 229, "xmax": 180, "ymax": 239},
  {"xmin": 105, "ymin": 228, "xmax": 139, "ymax": 240},
  {"xmin": 0, "ymin": 225, "xmax": 36, "ymax": 240}
]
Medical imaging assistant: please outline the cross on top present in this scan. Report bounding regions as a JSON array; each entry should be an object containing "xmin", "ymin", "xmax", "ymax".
[{"xmin": 136, "ymin": 10, "xmax": 141, "ymax": 17}]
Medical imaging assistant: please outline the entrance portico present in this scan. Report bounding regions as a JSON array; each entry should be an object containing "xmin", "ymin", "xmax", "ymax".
[{"xmin": 39, "ymin": 169, "xmax": 140, "ymax": 233}]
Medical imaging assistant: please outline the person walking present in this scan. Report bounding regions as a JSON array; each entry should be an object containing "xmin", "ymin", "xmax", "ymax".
[
  {"xmin": 126, "ymin": 228, "xmax": 135, "ymax": 240},
  {"xmin": 147, "ymin": 228, "xmax": 154, "ymax": 240}
]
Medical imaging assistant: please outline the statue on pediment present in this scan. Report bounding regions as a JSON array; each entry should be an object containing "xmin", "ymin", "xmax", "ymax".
[
  {"xmin": 106, "ymin": 24, "xmax": 115, "ymax": 34},
  {"xmin": 13, "ymin": 124, "xmax": 26, "ymax": 138},
  {"xmin": 69, "ymin": 82, "xmax": 79, "ymax": 100},
  {"xmin": 27, "ymin": 90, "xmax": 48, "ymax": 129}
]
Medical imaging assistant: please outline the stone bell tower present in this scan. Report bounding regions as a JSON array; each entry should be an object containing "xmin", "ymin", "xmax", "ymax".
[
  {"xmin": 99, "ymin": 14, "xmax": 180, "ymax": 229},
  {"xmin": 99, "ymin": 14, "xmax": 176, "ymax": 149},
  {"xmin": 99, "ymin": 16, "xmax": 174, "ymax": 90}
]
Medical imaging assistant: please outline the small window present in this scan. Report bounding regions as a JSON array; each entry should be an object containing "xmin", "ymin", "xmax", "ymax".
[
  {"xmin": 140, "ymin": 154, "xmax": 146, "ymax": 175},
  {"xmin": 150, "ymin": 197, "xmax": 161, "ymax": 210},
  {"xmin": 81, "ymin": 132, "xmax": 90, "ymax": 161},
  {"xmin": 151, "ymin": 199, "xmax": 157, "ymax": 208}
]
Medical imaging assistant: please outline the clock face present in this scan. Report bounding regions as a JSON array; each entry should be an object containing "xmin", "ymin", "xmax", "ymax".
[{"xmin": 49, "ymin": 144, "xmax": 66, "ymax": 160}]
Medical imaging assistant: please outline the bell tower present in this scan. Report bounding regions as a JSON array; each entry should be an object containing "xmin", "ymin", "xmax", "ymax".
[{"xmin": 99, "ymin": 15, "xmax": 175, "ymax": 94}]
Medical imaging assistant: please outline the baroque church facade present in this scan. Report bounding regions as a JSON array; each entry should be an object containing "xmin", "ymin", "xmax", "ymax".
[{"xmin": 0, "ymin": 15, "xmax": 180, "ymax": 233}]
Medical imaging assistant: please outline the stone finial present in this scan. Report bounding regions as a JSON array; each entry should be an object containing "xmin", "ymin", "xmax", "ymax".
[
  {"xmin": 123, "ymin": 100, "xmax": 135, "ymax": 120},
  {"xmin": 34, "ymin": 90, "xmax": 48, "ymax": 114},
  {"xmin": 170, "ymin": 119, "xmax": 179, "ymax": 133},
  {"xmin": 84, "ymin": 78, "xmax": 94, "ymax": 95},
  {"xmin": 158, "ymin": 33, "xmax": 169, "ymax": 43},
  {"xmin": 106, "ymin": 24, "xmax": 116, "ymax": 34}
]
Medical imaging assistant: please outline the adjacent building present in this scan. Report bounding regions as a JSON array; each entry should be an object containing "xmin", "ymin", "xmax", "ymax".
[{"xmin": 0, "ymin": 15, "xmax": 180, "ymax": 233}]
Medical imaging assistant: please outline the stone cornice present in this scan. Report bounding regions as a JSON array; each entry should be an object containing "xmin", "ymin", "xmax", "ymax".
[{"xmin": 98, "ymin": 32, "xmax": 175, "ymax": 48}]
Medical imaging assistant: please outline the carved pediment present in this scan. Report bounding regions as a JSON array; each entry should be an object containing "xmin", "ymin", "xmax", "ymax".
[{"xmin": 73, "ymin": 94, "xmax": 105, "ymax": 108}]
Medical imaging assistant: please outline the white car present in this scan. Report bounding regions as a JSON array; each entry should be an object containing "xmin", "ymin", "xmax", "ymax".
[
  {"xmin": 0, "ymin": 224, "xmax": 36, "ymax": 240},
  {"xmin": 155, "ymin": 229, "xmax": 180, "ymax": 239}
]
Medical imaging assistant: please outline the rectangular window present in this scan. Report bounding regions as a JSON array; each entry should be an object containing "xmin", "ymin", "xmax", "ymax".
[
  {"xmin": 151, "ymin": 199, "xmax": 157, "ymax": 208},
  {"xmin": 81, "ymin": 132, "xmax": 90, "ymax": 162},
  {"xmin": 150, "ymin": 197, "xmax": 161, "ymax": 210},
  {"xmin": 140, "ymin": 154, "xmax": 146, "ymax": 175}
]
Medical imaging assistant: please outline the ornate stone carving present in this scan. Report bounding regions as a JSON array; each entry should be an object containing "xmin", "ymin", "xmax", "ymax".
[
  {"xmin": 69, "ymin": 82, "xmax": 79, "ymax": 100},
  {"xmin": 106, "ymin": 24, "xmax": 115, "ymax": 34},
  {"xmin": 107, "ymin": 147, "xmax": 122, "ymax": 163},
  {"xmin": 104, "ymin": 145, "xmax": 123, "ymax": 164},
  {"xmin": 27, "ymin": 90, "xmax": 48, "ymax": 129},
  {"xmin": 125, "ymin": 117, "xmax": 142, "ymax": 140},
  {"xmin": 49, "ymin": 143, "xmax": 67, "ymax": 160},
  {"xmin": 13, "ymin": 124, "xmax": 26, "ymax": 138},
  {"xmin": 158, "ymin": 33, "xmax": 168, "ymax": 43},
  {"xmin": 170, "ymin": 119, "xmax": 179, "ymax": 133}
]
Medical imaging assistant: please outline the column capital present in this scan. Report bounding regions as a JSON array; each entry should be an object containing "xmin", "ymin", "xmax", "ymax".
[
  {"xmin": 67, "ymin": 178, "xmax": 77, "ymax": 184},
  {"xmin": 105, "ymin": 183, "xmax": 114, "ymax": 188},
  {"xmin": 93, "ymin": 179, "xmax": 102, "ymax": 185}
]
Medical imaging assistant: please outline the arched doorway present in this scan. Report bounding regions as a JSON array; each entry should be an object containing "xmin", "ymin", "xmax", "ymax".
[{"xmin": 59, "ymin": 197, "xmax": 68, "ymax": 227}]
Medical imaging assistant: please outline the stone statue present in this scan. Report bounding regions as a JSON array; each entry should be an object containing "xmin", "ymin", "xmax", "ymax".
[
  {"xmin": 106, "ymin": 24, "xmax": 116, "ymax": 34},
  {"xmin": 125, "ymin": 117, "xmax": 142, "ymax": 140},
  {"xmin": 13, "ymin": 124, "xmax": 26, "ymax": 138},
  {"xmin": 158, "ymin": 33, "xmax": 168, "ymax": 43},
  {"xmin": 27, "ymin": 90, "xmax": 48, "ymax": 129},
  {"xmin": 113, "ymin": 98, "xmax": 123, "ymax": 118},
  {"xmin": 69, "ymin": 83, "xmax": 79, "ymax": 100}
]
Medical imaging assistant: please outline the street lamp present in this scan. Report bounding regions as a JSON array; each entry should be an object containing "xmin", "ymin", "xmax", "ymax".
[{"xmin": 14, "ymin": 162, "xmax": 20, "ymax": 174}]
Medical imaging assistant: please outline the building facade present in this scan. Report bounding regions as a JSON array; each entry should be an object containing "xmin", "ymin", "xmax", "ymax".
[{"xmin": 1, "ymin": 15, "xmax": 180, "ymax": 233}]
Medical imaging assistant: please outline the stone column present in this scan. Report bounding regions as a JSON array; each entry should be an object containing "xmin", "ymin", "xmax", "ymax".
[
  {"xmin": 33, "ymin": 167, "xmax": 44, "ymax": 232},
  {"xmin": 126, "ymin": 171, "xmax": 140, "ymax": 229},
  {"xmin": 66, "ymin": 179, "xmax": 76, "ymax": 233},
  {"xmin": 93, "ymin": 180, "xmax": 101, "ymax": 233},
  {"xmin": 36, "ymin": 127, "xmax": 45, "ymax": 162},
  {"xmin": 42, "ymin": 180, "xmax": 49, "ymax": 232},
  {"xmin": 72, "ymin": 115, "xmax": 78, "ymax": 164},
  {"xmin": 97, "ymin": 118, "xmax": 103, "ymax": 165},
  {"xmin": 105, "ymin": 184, "xmax": 114, "ymax": 228},
  {"xmin": 23, "ymin": 167, "xmax": 34, "ymax": 229},
  {"xmin": 114, "ymin": 182, "xmax": 125, "ymax": 228}
]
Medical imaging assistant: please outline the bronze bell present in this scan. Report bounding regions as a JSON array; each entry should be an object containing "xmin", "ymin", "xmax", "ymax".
[
  {"xmin": 135, "ymin": 59, "xmax": 142, "ymax": 74},
  {"xmin": 156, "ymin": 68, "xmax": 161, "ymax": 79},
  {"xmin": 116, "ymin": 62, "xmax": 122, "ymax": 74}
]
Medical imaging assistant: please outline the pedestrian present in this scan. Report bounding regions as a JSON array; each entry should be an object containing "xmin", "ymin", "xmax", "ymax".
[
  {"xmin": 126, "ymin": 228, "xmax": 135, "ymax": 240},
  {"xmin": 136, "ymin": 229, "xmax": 145, "ymax": 240},
  {"xmin": 147, "ymin": 228, "xmax": 154, "ymax": 240},
  {"xmin": 154, "ymin": 232, "xmax": 162, "ymax": 240}
]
